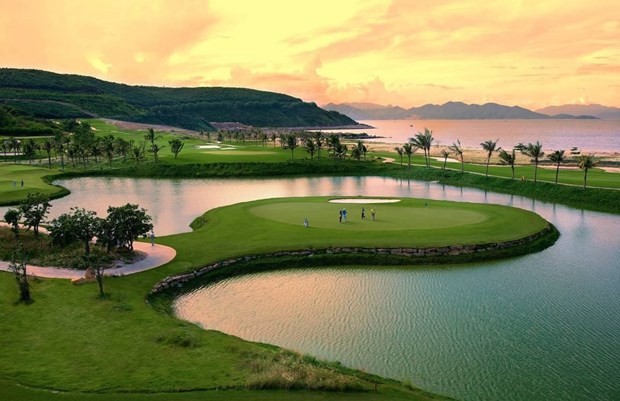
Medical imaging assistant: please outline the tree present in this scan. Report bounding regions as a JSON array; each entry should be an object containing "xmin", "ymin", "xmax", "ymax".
[
  {"xmin": 104, "ymin": 204, "xmax": 153, "ymax": 251},
  {"xmin": 168, "ymin": 138, "xmax": 184, "ymax": 159},
  {"xmin": 19, "ymin": 192, "xmax": 51, "ymax": 236},
  {"xmin": 304, "ymin": 138, "xmax": 316, "ymax": 160},
  {"xmin": 4, "ymin": 208, "xmax": 22, "ymax": 239},
  {"xmin": 498, "ymin": 148, "xmax": 517, "ymax": 180},
  {"xmin": 517, "ymin": 141, "xmax": 544, "ymax": 182},
  {"xmin": 22, "ymin": 139, "xmax": 38, "ymax": 164},
  {"xmin": 53, "ymin": 132, "xmax": 69, "ymax": 170},
  {"xmin": 10, "ymin": 137, "xmax": 21, "ymax": 164},
  {"xmin": 149, "ymin": 143, "xmax": 164, "ymax": 163},
  {"xmin": 350, "ymin": 143, "xmax": 362, "ymax": 160},
  {"xmin": 481, "ymin": 139, "xmax": 500, "ymax": 177},
  {"xmin": 547, "ymin": 150, "xmax": 566, "ymax": 184},
  {"xmin": 131, "ymin": 141, "xmax": 146, "ymax": 164},
  {"xmin": 42, "ymin": 138, "xmax": 53, "ymax": 169},
  {"xmin": 578, "ymin": 155, "xmax": 598, "ymax": 189},
  {"xmin": 409, "ymin": 128, "xmax": 434, "ymax": 167},
  {"xmin": 282, "ymin": 134, "xmax": 298, "ymax": 159},
  {"xmin": 394, "ymin": 146, "xmax": 404, "ymax": 166},
  {"xmin": 9, "ymin": 249, "xmax": 31, "ymax": 303},
  {"xmin": 402, "ymin": 143, "xmax": 416, "ymax": 168},
  {"xmin": 101, "ymin": 135, "xmax": 116, "ymax": 166},
  {"xmin": 49, "ymin": 207, "xmax": 101, "ymax": 255},
  {"xmin": 356, "ymin": 140, "xmax": 368, "ymax": 160},
  {"xmin": 333, "ymin": 142, "xmax": 348, "ymax": 159},
  {"xmin": 114, "ymin": 137, "xmax": 131, "ymax": 162},
  {"xmin": 449, "ymin": 140, "xmax": 464, "ymax": 173},
  {"xmin": 145, "ymin": 128, "xmax": 158, "ymax": 146},
  {"xmin": 440, "ymin": 149, "xmax": 450, "ymax": 170},
  {"xmin": 313, "ymin": 132, "xmax": 324, "ymax": 159}
]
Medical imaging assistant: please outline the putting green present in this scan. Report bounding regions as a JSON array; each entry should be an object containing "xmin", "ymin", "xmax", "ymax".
[
  {"xmin": 233, "ymin": 196, "xmax": 550, "ymax": 247},
  {"xmin": 250, "ymin": 201, "xmax": 488, "ymax": 230}
]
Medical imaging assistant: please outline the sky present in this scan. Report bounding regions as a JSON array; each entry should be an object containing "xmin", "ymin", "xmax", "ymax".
[{"xmin": 1, "ymin": 0, "xmax": 618, "ymax": 109}]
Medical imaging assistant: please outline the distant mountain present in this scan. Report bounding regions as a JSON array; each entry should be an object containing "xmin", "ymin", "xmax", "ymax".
[
  {"xmin": 536, "ymin": 104, "xmax": 620, "ymax": 119},
  {"xmin": 323, "ymin": 103, "xmax": 414, "ymax": 120},
  {"xmin": 0, "ymin": 68, "xmax": 359, "ymax": 131},
  {"xmin": 325, "ymin": 101, "xmax": 596, "ymax": 120}
]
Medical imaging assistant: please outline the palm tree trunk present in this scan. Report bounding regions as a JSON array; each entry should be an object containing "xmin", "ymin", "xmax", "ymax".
[
  {"xmin": 584, "ymin": 168, "xmax": 588, "ymax": 188},
  {"xmin": 485, "ymin": 159, "xmax": 490, "ymax": 177},
  {"xmin": 555, "ymin": 162, "xmax": 560, "ymax": 184},
  {"xmin": 534, "ymin": 159, "xmax": 538, "ymax": 182}
]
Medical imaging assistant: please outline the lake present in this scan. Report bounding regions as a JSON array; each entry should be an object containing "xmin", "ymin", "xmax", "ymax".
[
  {"xmin": 319, "ymin": 119, "xmax": 620, "ymax": 153},
  {"xmin": 2, "ymin": 176, "xmax": 618, "ymax": 401}
]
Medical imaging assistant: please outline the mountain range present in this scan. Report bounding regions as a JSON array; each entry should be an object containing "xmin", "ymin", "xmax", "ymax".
[
  {"xmin": 536, "ymin": 104, "xmax": 620, "ymax": 119},
  {"xmin": 324, "ymin": 101, "xmax": 611, "ymax": 120},
  {"xmin": 0, "ymin": 69, "xmax": 358, "ymax": 131}
]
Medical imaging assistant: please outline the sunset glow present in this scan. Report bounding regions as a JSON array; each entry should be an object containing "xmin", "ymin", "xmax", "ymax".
[{"xmin": 1, "ymin": 0, "xmax": 618, "ymax": 108}]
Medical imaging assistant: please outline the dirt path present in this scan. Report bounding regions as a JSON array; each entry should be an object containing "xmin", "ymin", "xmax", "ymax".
[{"xmin": 0, "ymin": 223, "xmax": 176, "ymax": 280}]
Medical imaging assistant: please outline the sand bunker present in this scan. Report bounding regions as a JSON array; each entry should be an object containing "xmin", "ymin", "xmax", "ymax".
[
  {"xmin": 328, "ymin": 198, "xmax": 401, "ymax": 204},
  {"xmin": 195, "ymin": 144, "xmax": 236, "ymax": 150}
]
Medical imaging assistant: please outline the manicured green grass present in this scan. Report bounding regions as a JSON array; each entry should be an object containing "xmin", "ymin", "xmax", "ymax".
[
  {"xmin": 0, "ymin": 164, "xmax": 68, "ymax": 205},
  {"xmin": 3, "ymin": 197, "xmax": 503, "ymax": 401},
  {"xmin": 238, "ymin": 197, "xmax": 547, "ymax": 247}
]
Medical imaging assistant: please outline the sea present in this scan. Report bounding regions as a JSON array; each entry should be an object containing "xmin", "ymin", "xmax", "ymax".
[{"xmin": 319, "ymin": 119, "xmax": 620, "ymax": 153}]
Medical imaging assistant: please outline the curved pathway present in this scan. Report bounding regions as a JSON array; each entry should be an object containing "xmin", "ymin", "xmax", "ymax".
[{"xmin": 0, "ymin": 226, "xmax": 176, "ymax": 279}]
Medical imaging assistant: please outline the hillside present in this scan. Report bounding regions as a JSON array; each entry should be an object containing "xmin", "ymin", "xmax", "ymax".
[
  {"xmin": 0, "ymin": 69, "xmax": 358, "ymax": 131},
  {"xmin": 536, "ymin": 104, "xmax": 620, "ymax": 119},
  {"xmin": 0, "ymin": 105, "xmax": 60, "ymax": 136},
  {"xmin": 325, "ymin": 101, "xmax": 596, "ymax": 120}
]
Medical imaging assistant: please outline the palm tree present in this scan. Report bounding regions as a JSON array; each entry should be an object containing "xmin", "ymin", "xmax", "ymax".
[
  {"xmin": 517, "ymin": 141, "xmax": 544, "ymax": 182},
  {"xmin": 547, "ymin": 150, "xmax": 566, "ymax": 184},
  {"xmin": 313, "ymin": 132, "xmax": 324, "ymax": 159},
  {"xmin": 144, "ymin": 128, "xmax": 157, "ymax": 146},
  {"xmin": 481, "ymin": 139, "xmax": 499, "ymax": 177},
  {"xmin": 440, "ymin": 149, "xmax": 450, "ymax": 170},
  {"xmin": 409, "ymin": 128, "xmax": 433, "ymax": 167},
  {"xmin": 449, "ymin": 140, "xmax": 464, "ymax": 173},
  {"xmin": 578, "ymin": 155, "xmax": 598, "ymax": 188},
  {"xmin": 41, "ymin": 138, "xmax": 53, "ymax": 169},
  {"xmin": 350, "ymin": 143, "xmax": 362, "ymax": 161},
  {"xmin": 283, "ymin": 134, "xmax": 298, "ymax": 159},
  {"xmin": 394, "ymin": 146, "xmax": 404, "ymax": 166},
  {"xmin": 53, "ymin": 132, "xmax": 68, "ymax": 170},
  {"xmin": 498, "ymin": 148, "xmax": 517, "ymax": 179},
  {"xmin": 402, "ymin": 143, "xmax": 416, "ymax": 168},
  {"xmin": 304, "ymin": 138, "xmax": 316, "ymax": 160},
  {"xmin": 355, "ymin": 140, "xmax": 368, "ymax": 160},
  {"xmin": 10, "ymin": 137, "xmax": 20, "ymax": 164}
]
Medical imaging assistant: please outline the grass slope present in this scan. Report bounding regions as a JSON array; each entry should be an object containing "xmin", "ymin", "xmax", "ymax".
[
  {"xmin": 0, "ymin": 196, "xmax": 548, "ymax": 400},
  {"xmin": 0, "ymin": 69, "xmax": 358, "ymax": 130}
]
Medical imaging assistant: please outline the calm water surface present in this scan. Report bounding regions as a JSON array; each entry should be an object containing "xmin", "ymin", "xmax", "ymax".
[
  {"xmin": 3, "ymin": 176, "xmax": 618, "ymax": 401},
  {"xmin": 320, "ymin": 119, "xmax": 620, "ymax": 153}
]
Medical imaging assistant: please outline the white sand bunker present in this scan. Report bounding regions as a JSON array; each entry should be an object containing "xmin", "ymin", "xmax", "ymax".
[
  {"xmin": 195, "ymin": 144, "xmax": 237, "ymax": 150},
  {"xmin": 329, "ymin": 198, "xmax": 401, "ymax": 204}
]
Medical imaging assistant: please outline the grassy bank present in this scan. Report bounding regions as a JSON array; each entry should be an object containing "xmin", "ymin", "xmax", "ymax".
[
  {"xmin": 3, "ymin": 197, "xmax": 497, "ymax": 401},
  {"xmin": 48, "ymin": 161, "xmax": 620, "ymax": 214}
]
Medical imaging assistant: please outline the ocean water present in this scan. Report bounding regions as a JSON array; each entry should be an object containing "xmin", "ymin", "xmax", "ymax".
[{"xmin": 320, "ymin": 119, "xmax": 620, "ymax": 153}]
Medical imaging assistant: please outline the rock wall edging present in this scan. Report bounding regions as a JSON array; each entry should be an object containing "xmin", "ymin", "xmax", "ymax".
[{"xmin": 150, "ymin": 225, "xmax": 552, "ymax": 295}]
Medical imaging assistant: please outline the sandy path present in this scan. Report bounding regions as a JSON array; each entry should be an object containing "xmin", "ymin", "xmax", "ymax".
[{"xmin": 0, "ymin": 223, "xmax": 176, "ymax": 280}]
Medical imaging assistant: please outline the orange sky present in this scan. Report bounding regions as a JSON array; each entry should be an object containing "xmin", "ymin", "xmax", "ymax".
[{"xmin": 1, "ymin": 0, "xmax": 618, "ymax": 108}]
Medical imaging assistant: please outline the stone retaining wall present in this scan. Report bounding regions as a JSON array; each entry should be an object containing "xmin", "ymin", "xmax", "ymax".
[{"xmin": 150, "ymin": 225, "xmax": 552, "ymax": 295}]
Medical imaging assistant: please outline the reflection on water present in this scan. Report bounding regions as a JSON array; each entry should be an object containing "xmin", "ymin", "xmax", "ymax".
[{"xmin": 2, "ymin": 176, "xmax": 619, "ymax": 401}]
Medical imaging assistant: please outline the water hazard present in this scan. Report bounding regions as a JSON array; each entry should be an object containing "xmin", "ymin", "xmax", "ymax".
[{"xmin": 3, "ymin": 176, "xmax": 618, "ymax": 400}]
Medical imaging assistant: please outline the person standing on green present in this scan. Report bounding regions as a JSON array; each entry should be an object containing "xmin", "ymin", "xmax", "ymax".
[{"xmin": 371, "ymin": 208, "xmax": 376, "ymax": 221}]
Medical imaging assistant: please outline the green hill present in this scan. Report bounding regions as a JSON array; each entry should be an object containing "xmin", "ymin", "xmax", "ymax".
[{"xmin": 0, "ymin": 69, "xmax": 358, "ymax": 131}]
